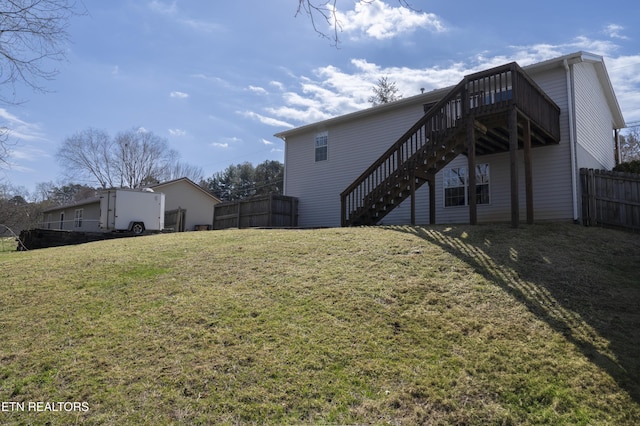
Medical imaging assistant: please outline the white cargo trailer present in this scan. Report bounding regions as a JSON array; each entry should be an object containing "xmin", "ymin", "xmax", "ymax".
[{"xmin": 99, "ymin": 189, "xmax": 165, "ymax": 234}]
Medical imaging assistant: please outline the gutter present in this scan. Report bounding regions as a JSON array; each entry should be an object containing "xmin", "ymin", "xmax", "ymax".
[{"xmin": 564, "ymin": 59, "xmax": 579, "ymax": 222}]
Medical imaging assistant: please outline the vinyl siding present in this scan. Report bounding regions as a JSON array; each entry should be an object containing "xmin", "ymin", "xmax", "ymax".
[
  {"xmin": 284, "ymin": 101, "xmax": 427, "ymax": 227},
  {"xmin": 572, "ymin": 62, "xmax": 617, "ymax": 170},
  {"xmin": 397, "ymin": 66, "xmax": 575, "ymax": 225},
  {"xmin": 523, "ymin": 66, "xmax": 574, "ymax": 221},
  {"xmin": 153, "ymin": 180, "xmax": 218, "ymax": 230},
  {"xmin": 282, "ymin": 60, "xmax": 611, "ymax": 227},
  {"xmin": 431, "ymin": 66, "xmax": 575, "ymax": 224},
  {"xmin": 44, "ymin": 202, "xmax": 101, "ymax": 231}
]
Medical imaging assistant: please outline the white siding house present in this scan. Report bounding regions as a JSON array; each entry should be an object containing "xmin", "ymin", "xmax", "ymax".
[
  {"xmin": 42, "ymin": 178, "xmax": 221, "ymax": 232},
  {"xmin": 150, "ymin": 177, "xmax": 221, "ymax": 231},
  {"xmin": 275, "ymin": 52, "xmax": 625, "ymax": 228}
]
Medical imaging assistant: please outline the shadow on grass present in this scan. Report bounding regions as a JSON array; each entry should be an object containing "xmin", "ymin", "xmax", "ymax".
[{"xmin": 390, "ymin": 223, "xmax": 640, "ymax": 403}]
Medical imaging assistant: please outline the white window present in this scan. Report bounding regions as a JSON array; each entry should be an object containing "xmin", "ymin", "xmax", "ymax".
[
  {"xmin": 444, "ymin": 164, "xmax": 490, "ymax": 207},
  {"xmin": 74, "ymin": 209, "xmax": 83, "ymax": 228},
  {"xmin": 315, "ymin": 131, "xmax": 328, "ymax": 162}
]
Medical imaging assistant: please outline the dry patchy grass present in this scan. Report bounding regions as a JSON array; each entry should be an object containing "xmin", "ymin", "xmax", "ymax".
[{"xmin": 0, "ymin": 223, "xmax": 638, "ymax": 425}]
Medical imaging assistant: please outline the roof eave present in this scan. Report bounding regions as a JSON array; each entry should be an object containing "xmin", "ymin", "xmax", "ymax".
[
  {"xmin": 524, "ymin": 51, "xmax": 626, "ymax": 129},
  {"xmin": 275, "ymin": 51, "xmax": 627, "ymax": 139},
  {"xmin": 274, "ymin": 87, "xmax": 449, "ymax": 140}
]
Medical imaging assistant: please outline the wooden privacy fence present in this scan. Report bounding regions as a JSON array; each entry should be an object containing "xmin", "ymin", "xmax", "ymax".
[
  {"xmin": 581, "ymin": 168, "xmax": 640, "ymax": 232},
  {"xmin": 213, "ymin": 193, "xmax": 298, "ymax": 230}
]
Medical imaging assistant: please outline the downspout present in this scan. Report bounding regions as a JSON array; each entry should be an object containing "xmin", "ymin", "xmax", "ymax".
[
  {"xmin": 564, "ymin": 59, "xmax": 579, "ymax": 222},
  {"xmin": 281, "ymin": 136, "xmax": 288, "ymax": 195}
]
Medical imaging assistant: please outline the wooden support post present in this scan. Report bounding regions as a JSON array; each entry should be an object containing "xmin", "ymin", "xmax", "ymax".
[
  {"xmin": 509, "ymin": 107, "xmax": 519, "ymax": 228},
  {"xmin": 523, "ymin": 117, "xmax": 533, "ymax": 225},
  {"xmin": 410, "ymin": 173, "xmax": 416, "ymax": 226},
  {"xmin": 467, "ymin": 118, "xmax": 477, "ymax": 225}
]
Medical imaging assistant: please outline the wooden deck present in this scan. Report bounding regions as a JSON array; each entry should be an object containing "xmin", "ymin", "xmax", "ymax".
[{"xmin": 340, "ymin": 62, "xmax": 561, "ymax": 227}]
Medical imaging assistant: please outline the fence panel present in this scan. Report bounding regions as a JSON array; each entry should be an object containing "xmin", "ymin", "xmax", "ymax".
[
  {"xmin": 581, "ymin": 168, "xmax": 640, "ymax": 232},
  {"xmin": 213, "ymin": 194, "xmax": 298, "ymax": 230}
]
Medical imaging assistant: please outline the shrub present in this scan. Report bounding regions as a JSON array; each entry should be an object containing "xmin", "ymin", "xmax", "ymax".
[{"xmin": 613, "ymin": 160, "xmax": 640, "ymax": 174}]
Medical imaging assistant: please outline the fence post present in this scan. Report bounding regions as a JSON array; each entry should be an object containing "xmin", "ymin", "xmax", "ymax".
[
  {"xmin": 580, "ymin": 169, "xmax": 591, "ymax": 226},
  {"xmin": 588, "ymin": 169, "xmax": 597, "ymax": 226}
]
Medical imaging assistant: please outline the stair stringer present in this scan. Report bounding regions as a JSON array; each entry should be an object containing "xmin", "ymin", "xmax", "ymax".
[{"xmin": 348, "ymin": 121, "xmax": 469, "ymax": 226}]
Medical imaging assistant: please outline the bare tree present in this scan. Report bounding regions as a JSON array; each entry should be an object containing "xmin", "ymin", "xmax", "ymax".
[
  {"xmin": 159, "ymin": 152, "xmax": 204, "ymax": 184},
  {"xmin": 0, "ymin": 128, "xmax": 9, "ymax": 167},
  {"xmin": 619, "ymin": 127, "xmax": 640, "ymax": 163},
  {"xmin": 56, "ymin": 128, "xmax": 115, "ymax": 188},
  {"xmin": 296, "ymin": 0, "xmax": 416, "ymax": 46},
  {"xmin": 0, "ymin": 0, "xmax": 85, "ymax": 166},
  {"xmin": 0, "ymin": 183, "xmax": 41, "ymax": 235},
  {"xmin": 368, "ymin": 76, "xmax": 402, "ymax": 106},
  {"xmin": 0, "ymin": 0, "xmax": 84, "ymax": 100},
  {"xmin": 112, "ymin": 128, "xmax": 173, "ymax": 188},
  {"xmin": 57, "ymin": 127, "xmax": 201, "ymax": 189}
]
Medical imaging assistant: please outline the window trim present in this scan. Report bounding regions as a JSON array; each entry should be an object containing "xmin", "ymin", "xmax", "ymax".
[
  {"xmin": 74, "ymin": 208, "xmax": 83, "ymax": 228},
  {"xmin": 314, "ymin": 131, "xmax": 328, "ymax": 162},
  {"xmin": 443, "ymin": 164, "xmax": 490, "ymax": 208}
]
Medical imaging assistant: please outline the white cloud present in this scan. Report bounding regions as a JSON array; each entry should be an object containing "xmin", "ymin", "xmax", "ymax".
[
  {"xmin": 603, "ymin": 24, "xmax": 628, "ymax": 40},
  {"xmin": 0, "ymin": 109, "xmax": 46, "ymax": 142},
  {"xmin": 265, "ymin": 105, "xmax": 332, "ymax": 124},
  {"xmin": 239, "ymin": 111, "xmax": 294, "ymax": 128},
  {"xmin": 9, "ymin": 145, "xmax": 48, "ymax": 162},
  {"xmin": 248, "ymin": 85, "xmax": 268, "ymax": 95},
  {"xmin": 181, "ymin": 18, "xmax": 222, "ymax": 33},
  {"xmin": 170, "ymin": 91, "xmax": 189, "ymax": 99},
  {"xmin": 269, "ymin": 81, "xmax": 285, "ymax": 91},
  {"xmin": 149, "ymin": 0, "xmax": 222, "ymax": 33},
  {"xmin": 335, "ymin": 0, "xmax": 446, "ymax": 41},
  {"xmin": 210, "ymin": 136, "xmax": 243, "ymax": 149},
  {"xmin": 169, "ymin": 129, "xmax": 187, "ymax": 136},
  {"xmin": 606, "ymin": 55, "xmax": 640, "ymax": 123},
  {"xmin": 0, "ymin": 109, "xmax": 29, "ymax": 127},
  {"xmin": 192, "ymin": 73, "xmax": 230, "ymax": 86},
  {"xmin": 148, "ymin": 0, "xmax": 177, "ymax": 15},
  {"xmin": 263, "ymin": 35, "xmax": 640, "ymax": 128},
  {"xmin": 261, "ymin": 139, "xmax": 274, "ymax": 146}
]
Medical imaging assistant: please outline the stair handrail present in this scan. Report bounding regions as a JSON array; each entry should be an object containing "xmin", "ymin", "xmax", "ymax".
[
  {"xmin": 340, "ymin": 62, "xmax": 561, "ymax": 226},
  {"xmin": 340, "ymin": 76, "xmax": 470, "ymax": 226}
]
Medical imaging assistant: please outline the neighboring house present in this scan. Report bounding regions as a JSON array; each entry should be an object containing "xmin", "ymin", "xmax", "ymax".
[
  {"xmin": 41, "ymin": 197, "xmax": 101, "ymax": 231},
  {"xmin": 275, "ymin": 51, "xmax": 626, "ymax": 228},
  {"xmin": 148, "ymin": 177, "xmax": 221, "ymax": 231},
  {"xmin": 41, "ymin": 177, "xmax": 221, "ymax": 232}
]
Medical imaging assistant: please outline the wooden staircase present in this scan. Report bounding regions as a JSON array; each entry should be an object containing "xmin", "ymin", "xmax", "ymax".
[
  {"xmin": 340, "ymin": 77, "xmax": 471, "ymax": 226},
  {"xmin": 340, "ymin": 62, "xmax": 561, "ymax": 226}
]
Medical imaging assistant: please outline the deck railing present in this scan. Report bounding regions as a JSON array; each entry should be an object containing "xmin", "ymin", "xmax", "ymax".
[{"xmin": 340, "ymin": 62, "xmax": 561, "ymax": 226}]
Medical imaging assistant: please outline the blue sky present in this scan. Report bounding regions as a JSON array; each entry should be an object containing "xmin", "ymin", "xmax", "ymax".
[{"xmin": 2, "ymin": 0, "xmax": 640, "ymax": 194}]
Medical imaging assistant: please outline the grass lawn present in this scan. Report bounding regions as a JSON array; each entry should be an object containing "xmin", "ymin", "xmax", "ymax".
[
  {"xmin": 0, "ymin": 223, "xmax": 639, "ymax": 425},
  {"xmin": 0, "ymin": 237, "xmax": 17, "ymax": 253}
]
